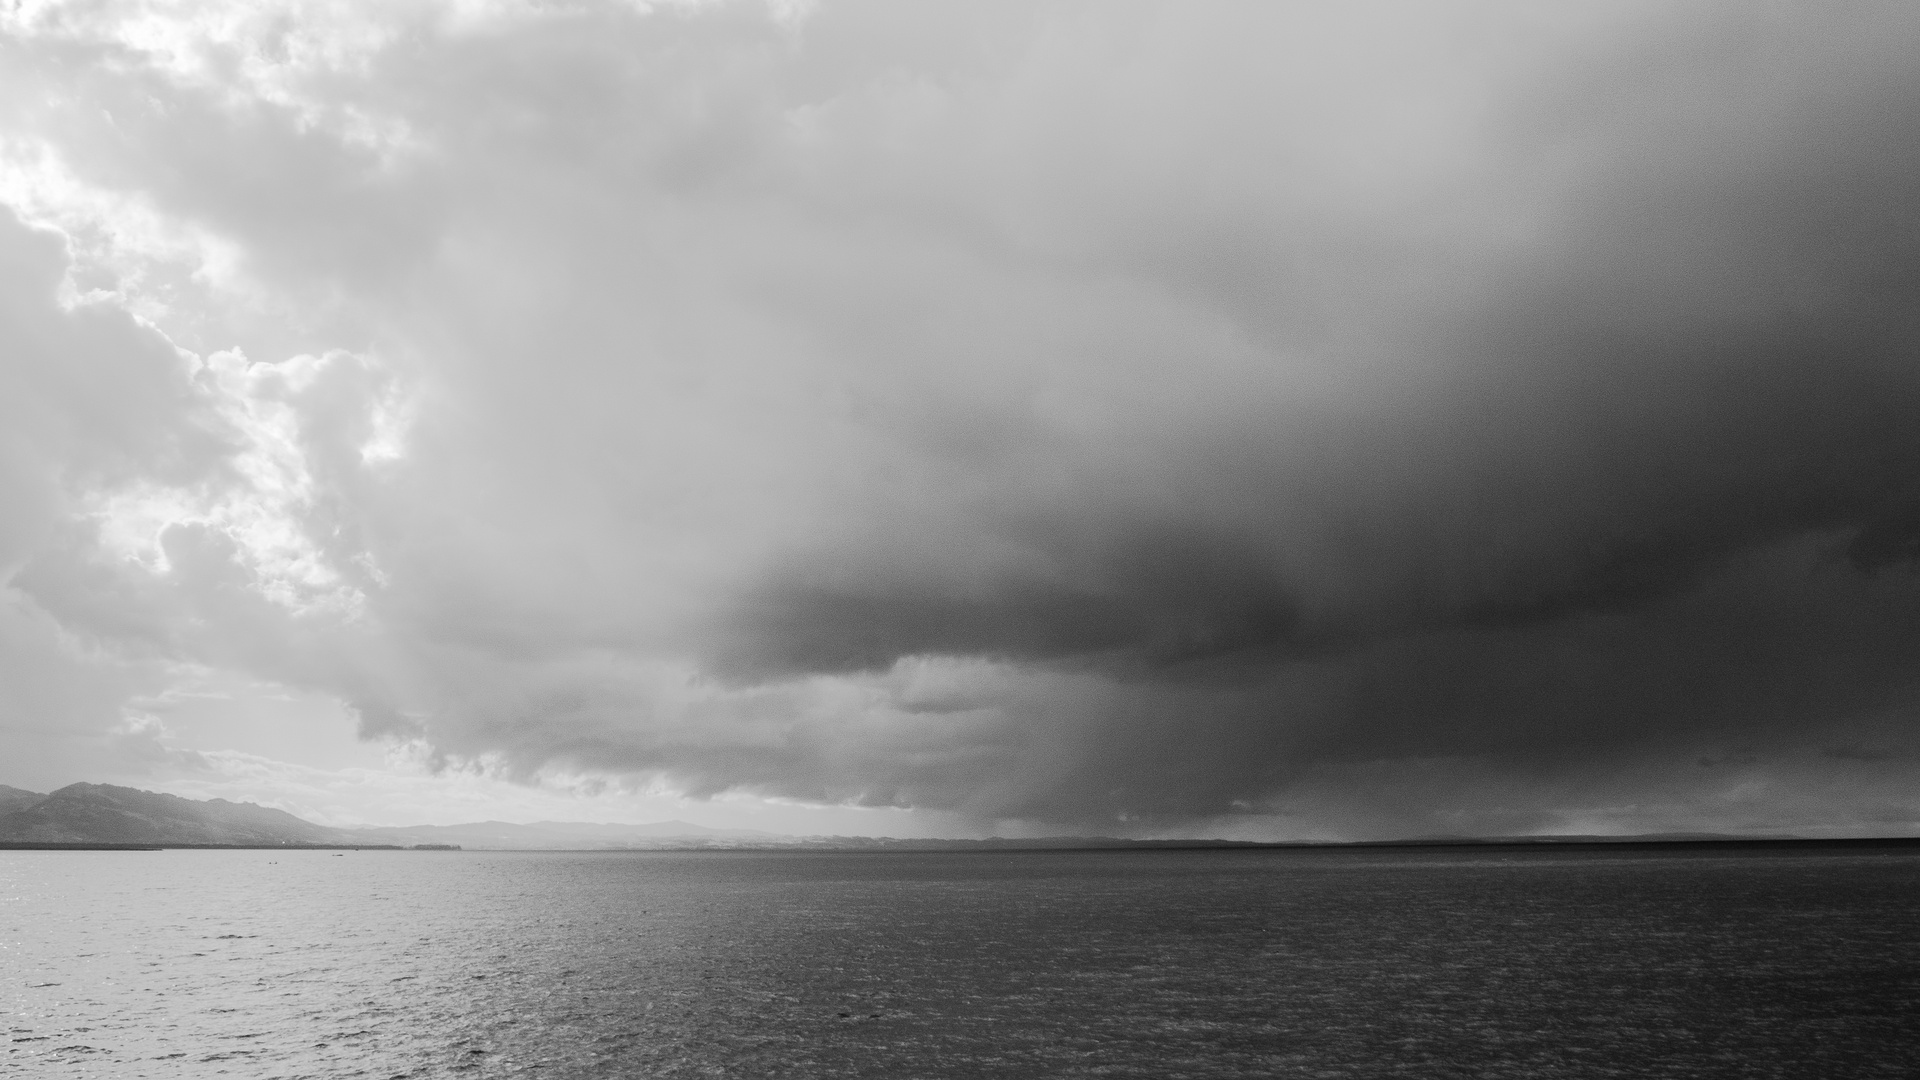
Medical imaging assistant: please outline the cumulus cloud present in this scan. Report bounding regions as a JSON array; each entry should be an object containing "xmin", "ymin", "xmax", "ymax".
[{"xmin": 4, "ymin": 0, "xmax": 1920, "ymax": 836}]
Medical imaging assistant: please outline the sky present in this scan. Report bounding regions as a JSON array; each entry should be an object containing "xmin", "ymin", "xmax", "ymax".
[{"xmin": 3, "ymin": 0, "xmax": 1920, "ymax": 840}]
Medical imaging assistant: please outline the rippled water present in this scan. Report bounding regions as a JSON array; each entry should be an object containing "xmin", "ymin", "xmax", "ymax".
[{"xmin": 4, "ymin": 846, "xmax": 1918, "ymax": 1078}]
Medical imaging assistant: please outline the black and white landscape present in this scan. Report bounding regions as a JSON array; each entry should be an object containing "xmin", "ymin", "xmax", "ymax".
[{"xmin": 5, "ymin": 3, "xmax": 1920, "ymax": 1077}]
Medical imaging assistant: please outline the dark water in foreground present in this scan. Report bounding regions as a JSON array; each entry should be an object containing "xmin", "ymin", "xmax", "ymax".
[{"xmin": 4, "ymin": 847, "xmax": 1918, "ymax": 1078}]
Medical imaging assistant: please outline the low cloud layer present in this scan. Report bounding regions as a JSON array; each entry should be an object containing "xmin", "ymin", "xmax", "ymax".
[{"xmin": 4, "ymin": 0, "xmax": 1920, "ymax": 836}]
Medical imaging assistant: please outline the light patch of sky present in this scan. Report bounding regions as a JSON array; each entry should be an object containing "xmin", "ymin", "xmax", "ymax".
[
  {"xmin": 0, "ymin": 134, "xmax": 404, "ymax": 615},
  {"xmin": 80, "ymin": 667, "xmax": 968, "ymax": 835},
  {"xmin": 434, "ymin": 0, "xmax": 751, "ymax": 33},
  {"xmin": 357, "ymin": 370, "xmax": 416, "ymax": 468},
  {"xmin": 122, "ymin": 667, "xmax": 389, "ymax": 772},
  {"xmin": 128, "ymin": 740, "xmax": 962, "ymax": 837},
  {"xmin": 85, "ymin": 349, "xmax": 371, "ymax": 617},
  {"xmin": 7, "ymin": 0, "xmax": 421, "ymax": 169},
  {"xmin": 0, "ymin": 137, "xmax": 251, "ymax": 319},
  {"xmin": 85, "ymin": 482, "xmax": 201, "ymax": 573}
]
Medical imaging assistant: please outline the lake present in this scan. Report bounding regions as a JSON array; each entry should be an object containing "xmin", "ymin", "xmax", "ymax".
[{"xmin": 4, "ymin": 846, "xmax": 1917, "ymax": 1077}]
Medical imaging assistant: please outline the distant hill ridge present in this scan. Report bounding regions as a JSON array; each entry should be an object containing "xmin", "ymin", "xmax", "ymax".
[
  {"xmin": 0, "ymin": 783, "xmax": 354, "ymax": 846},
  {"xmin": 0, "ymin": 784, "xmax": 785, "ymax": 849},
  {"xmin": 0, "ymin": 784, "xmax": 44, "ymax": 815}
]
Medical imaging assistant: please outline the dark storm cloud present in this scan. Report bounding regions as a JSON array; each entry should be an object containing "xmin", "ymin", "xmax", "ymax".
[
  {"xmin": 715, "ymin": 2, "xmax": 1920, "ymax": 674},
  {"xmin": 673, "ymin": 2, "xmax": 1920, "ymax": 830}
]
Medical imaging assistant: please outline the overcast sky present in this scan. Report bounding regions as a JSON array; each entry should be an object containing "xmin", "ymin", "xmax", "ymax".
[{"xmin": 3, "ymin": 0, "xmax": 1920, "ymax": 839}]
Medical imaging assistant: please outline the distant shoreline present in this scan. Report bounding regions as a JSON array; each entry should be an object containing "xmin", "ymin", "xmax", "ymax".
[
  {"xmin": 5, "ymin": 836, "xmax": 1918, "ymax": 853},
  {"xmin": 741, "ymin": 836, "xmax": 1920, "ymax": 854},
  {"xmin": 0, "ymin": 842, "xmax": 404, "ymax": 851}
]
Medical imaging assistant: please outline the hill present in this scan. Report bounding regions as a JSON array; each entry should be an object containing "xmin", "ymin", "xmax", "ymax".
[
  {"xmin": 0, "ymin": 785, "xmax": 44, "ymax": 815},
  {"xmin": 0, "ymin": 783, "xmax": 786, "ymax": 848},
  {"xmin": 0, "ymin": 783, "xmax": 360, "ymax": 846}
]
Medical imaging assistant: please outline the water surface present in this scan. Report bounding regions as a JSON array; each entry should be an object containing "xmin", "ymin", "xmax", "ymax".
[{"xmin": 5, "ymin": 846, "xmax": 1917, "ymax": 1077}]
